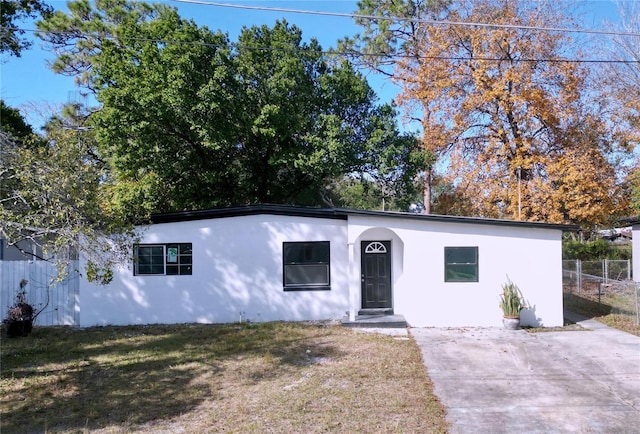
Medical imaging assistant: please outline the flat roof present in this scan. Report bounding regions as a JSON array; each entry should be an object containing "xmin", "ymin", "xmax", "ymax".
[
  {"xmin": 621, "ymin": 217, "xmax": 640, "ymax": 226},
  {"xmin": 150, "ymin": 204, "xmax": 579, "ymax": 231}
]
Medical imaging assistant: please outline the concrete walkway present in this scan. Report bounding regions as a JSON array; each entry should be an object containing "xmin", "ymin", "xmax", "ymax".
[{"xmin": 411, "ymin": 315, "xmax": 640, "ymax": 434}]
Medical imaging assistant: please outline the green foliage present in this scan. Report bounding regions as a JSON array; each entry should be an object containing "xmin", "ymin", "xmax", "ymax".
[
  {"xmin": 0, "ymin": 100, "xmax": 33, "ymax": 138},
  {"xmin": 85, "ymin": 259, "xmax": 114, "ymax": 285},
  {"xmin": 499, "ymin": 279, "xmax": 526, "ymax": 317},
  {"xmin": 323, "ymin": 177, "xmax": 383, "ymax": 210},
  {"xmin": 37, "ymin": 1, "xmax": 424, "ymax": 216},
  {"xmin": 0, "ymin": 108, "xmax": 136, "ymax": 282},
  {"xmin": 562, "ymin": 238, "xmax": 631, "ymax": 260},
  {"xmin": 339, "ymin": 0, "xmax": 451, "ymax": 212},
  {"xmin": 323, "ymin": 174, "xmax": 423, "ymax": 211},
  {"xmin": 611, "ymin": 244, "xmax": 632, "ymax": 261},
  {"xmin": 0, "ymin": 0, "xmax": 52, "ymax": 56},
  {"xmin": 339, "ymin": 0, "xmax": 450, "ymax": 73}
]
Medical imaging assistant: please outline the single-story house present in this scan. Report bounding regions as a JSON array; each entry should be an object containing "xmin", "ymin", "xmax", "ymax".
[
  {"xmin": 78, "ymin": 205, "xmax": 576, "ymax": 328},
  {"xmin": 598, "ymin": 227, "xmax": 632, "ymax": 242}
]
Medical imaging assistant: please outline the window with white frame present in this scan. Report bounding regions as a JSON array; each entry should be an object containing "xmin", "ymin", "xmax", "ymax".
[
  {"xmin": 134, "ymin": 243, "xmax": 192, "ymax": 275},
  {"xmin": 283, "ymin": 241, "xmax": 330, "ymax": 291}
]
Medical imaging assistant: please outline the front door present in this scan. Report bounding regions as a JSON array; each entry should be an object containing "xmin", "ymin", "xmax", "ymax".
[{"xmin": 361, "ymin": 241, "xmax": 392, "ymax": 309}]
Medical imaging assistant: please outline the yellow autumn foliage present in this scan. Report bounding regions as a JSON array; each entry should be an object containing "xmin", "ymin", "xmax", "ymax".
[{"xmin": 395, "ymin": 0, "xmax": 631, "ymax": 226}]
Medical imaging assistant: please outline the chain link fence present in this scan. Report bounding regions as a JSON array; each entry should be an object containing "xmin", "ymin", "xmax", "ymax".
[{"xmin": 563, "ymin": 259, "xmax": 639, "ymax": 325}]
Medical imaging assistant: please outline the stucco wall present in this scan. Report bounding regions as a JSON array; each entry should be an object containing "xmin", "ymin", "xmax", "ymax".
[
  {"xmin": 80, "ymin": 215, "xmax": 349, "ymax": 326},
  {"xmin": 348, "ymin": 216, "xmax": 564, "ymax": 327},
  {"xmin": 80, "ymin": 211, "xmax": 565, "ymax": 327}
]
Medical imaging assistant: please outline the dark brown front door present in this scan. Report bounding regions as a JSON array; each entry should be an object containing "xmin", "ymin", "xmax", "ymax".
[{"xmin": 361, "ymin": 241, "xmax": 392, "ymax": 309}]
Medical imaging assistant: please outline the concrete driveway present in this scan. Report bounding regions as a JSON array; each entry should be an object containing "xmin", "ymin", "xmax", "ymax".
[{"xmin": 411, "ymin": 314, "xmax": 640, "ymax": 434}]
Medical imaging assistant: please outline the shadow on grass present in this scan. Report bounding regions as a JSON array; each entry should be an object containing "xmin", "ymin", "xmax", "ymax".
[
  {"xmin": 0, "ymin": 322, "xmax": 342, "ymax": 433},
  {"xmin": 563, "ymin": 292, "xmax": 612, "ymax": 318}
]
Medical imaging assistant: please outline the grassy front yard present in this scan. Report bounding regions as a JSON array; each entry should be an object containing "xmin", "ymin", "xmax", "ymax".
[{"xmin": 1, "ymin": 322, "xmax": 447, "ymax": 433}]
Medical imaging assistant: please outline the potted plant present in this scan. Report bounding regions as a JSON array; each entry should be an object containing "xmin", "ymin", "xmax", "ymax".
[
  {"xmin": 3, "ymin": 279, "xmax": 35, "ymax": 338},
  {"xmin": 499, "ymin": 278, "xmax": 526, "ymax": 330}
]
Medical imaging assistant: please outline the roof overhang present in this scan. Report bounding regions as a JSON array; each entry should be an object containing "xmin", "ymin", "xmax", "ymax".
[
  {"xmin": 149, "ymin": 204, "xmax": 578, "ymax": 232},
  {"xmin": 621, "ymin": 217, "xmax": 640, "ymax": 226}
]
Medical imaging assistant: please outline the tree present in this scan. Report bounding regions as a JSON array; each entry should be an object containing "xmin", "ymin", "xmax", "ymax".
[
  {"xmin": 227, "ymin": 22, "xmax": 391, "ymax": 207},
  {"xmin": 429, "ymin": 174, "xmax": 473, "ymax": 215},
  {"xmin": 0, "ymin": 100, "xmax": 33, "ymax": 138},
  {"xmin": 596, "ymin": 1, "xmax": 640, "ymax": 215},
  {"xmin": 0, "ymin": 101, "xmax": 37, "ymax": 223},
  {"xmin": 38, "ymin": 0, "xmax": 425, "ymax": 216},
  {"xmin": 323, "ymin": 116, "xmax": 429, "ymax": 211},
  {"xmin": 631, "ymin": 164, "xmax": 640, "ymax": 215},
  {"xmin": 340, "ymin": 0, "xmax": 450, "ymax": 212},
  {"xmin": 347, "ymin": 0, "xmax": 631, "ymax": 226},
  {"xmin": 0, "ymin": 109, "xmax": 135, "ymax": 283},
  {"xmin": 599, "ymin": 1, "xmax": 640, "ymax": 130},
  {"xmin": 351, "ymin": 110, "xmax": 431, "ymax": 211},
  {"xmin": 1, "ymin": 0, "xmax": 52, "ymax": 56}
]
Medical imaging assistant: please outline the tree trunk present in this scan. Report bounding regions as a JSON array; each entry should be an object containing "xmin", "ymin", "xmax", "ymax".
[{"xmin": 423, "ymin": 167, "xmax": 432, "ymax": 214}]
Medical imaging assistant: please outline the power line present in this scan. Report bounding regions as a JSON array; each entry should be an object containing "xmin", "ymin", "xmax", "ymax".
[
  {"xmin": 171, "ymin": 0, "xmax": 640, "ymax": 38},
  {"xmin": 20, "ymin": 26, "xmax": 639, "ymax": 64}
]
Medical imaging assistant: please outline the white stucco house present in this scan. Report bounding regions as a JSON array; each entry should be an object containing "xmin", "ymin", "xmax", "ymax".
[{"xmin": 78, "ymin": 205, "xmax": 576, "ymax": 328}]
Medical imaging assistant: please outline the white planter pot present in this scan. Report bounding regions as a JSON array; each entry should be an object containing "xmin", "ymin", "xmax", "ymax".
[{"xmin": 502, "ymin": 316, "xmax": 520, "ymax": 330}]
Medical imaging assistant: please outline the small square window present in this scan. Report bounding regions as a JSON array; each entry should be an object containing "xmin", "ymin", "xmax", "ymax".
[
  {"xmin": 165, "ymin": 243, "xmax": 193, "ymax": 275},
  {"xmin": 445, "ymin": 247, "xmax": 478, "ymax": 282},
  {"xmin": 135, "ymin": 245, "xmax": 165, "ymax": 275}
]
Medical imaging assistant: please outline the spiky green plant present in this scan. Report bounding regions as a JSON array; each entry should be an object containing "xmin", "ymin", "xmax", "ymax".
[{"xmin": 499, "ymin": 279, "xmax": 526, "ymax": 317}]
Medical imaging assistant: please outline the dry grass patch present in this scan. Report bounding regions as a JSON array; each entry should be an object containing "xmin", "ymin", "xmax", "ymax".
[
  {"xmin": 564, "ymin": 292, "xmax": 640, "ymax": 337},
  {"xmin": 524, "ymin": 322, "xmax": 587, "ymax": 333},
  {"xmin": 1, "ymin": 322, "xmax": 447, "ymax": 433},
  {"xmin": 591, "ymin": 314, "xmax": 640, "ymax": 336}
]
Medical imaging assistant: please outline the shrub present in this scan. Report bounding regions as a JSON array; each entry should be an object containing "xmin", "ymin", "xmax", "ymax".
[
  {"xmin": 499, "ymin": 279, "xmax": 526, "ymax": 317},
  {"xmin": 3, "ymin": 279, "xmax": 36, "ymax": 337},
  {"xmin": 562, "ymin": 238, "xmax": 630, "ymax": 260}
]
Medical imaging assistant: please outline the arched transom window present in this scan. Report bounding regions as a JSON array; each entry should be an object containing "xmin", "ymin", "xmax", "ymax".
[{"xmin": 364, "ymin": 241, "xmax": 387, "ymax": 254}]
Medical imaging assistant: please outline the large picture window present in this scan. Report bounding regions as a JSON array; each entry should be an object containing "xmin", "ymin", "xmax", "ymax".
[
  {"xmin": 445, "ymin": 246, "xmax": 478, "ymax": 282},
  {"xmin": 134, "ymin": 243, "xmax": 192, "ymax": 275},
  {"xmin": 283, "ymin": 241, "xmax": 330, "ymax": 291}
]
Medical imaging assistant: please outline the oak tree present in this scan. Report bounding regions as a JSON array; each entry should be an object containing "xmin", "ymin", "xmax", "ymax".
[
  {"xmin": 348, "ymin": 0, "xmax": 631, "ymax": 226},
  {"xmin": 38, "ymin": 0, "xmax": 425, "ymax": 216}
]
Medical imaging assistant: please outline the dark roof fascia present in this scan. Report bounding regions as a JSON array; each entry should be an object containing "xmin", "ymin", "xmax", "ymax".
[
  {"xmin": 620, "ymin": 216, "xmax": 640, "ymax": 226},
  {"xmin": 333, "ymin": 208, "xmax": 579, "ymax": 231},
  {"xmin": 150, "ymin": 204, "xmax": 347, "ymax": 224},
  {"xmin": 150, "ymin": 204, "xmax": 578, "ymax": 232}
]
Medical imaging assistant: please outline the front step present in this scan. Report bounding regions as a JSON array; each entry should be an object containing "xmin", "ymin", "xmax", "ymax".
[
  {"xmin": 341, "ymin": 314, "xmax": 407, "ymax": 329},
  {"xmin": 358, "ymin": 308, "xmax": 394, "ymax": 316}
]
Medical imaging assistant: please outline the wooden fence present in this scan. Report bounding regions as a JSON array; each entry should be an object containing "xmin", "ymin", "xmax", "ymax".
[{"xmin": 0, "ymin": 260, "xmax": 80, "ymax": 326}]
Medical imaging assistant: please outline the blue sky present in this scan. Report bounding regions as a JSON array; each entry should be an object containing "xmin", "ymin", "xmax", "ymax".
[{"xmin": 0, "ymin": 0, "xmax": 623, "ymax": 130}]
